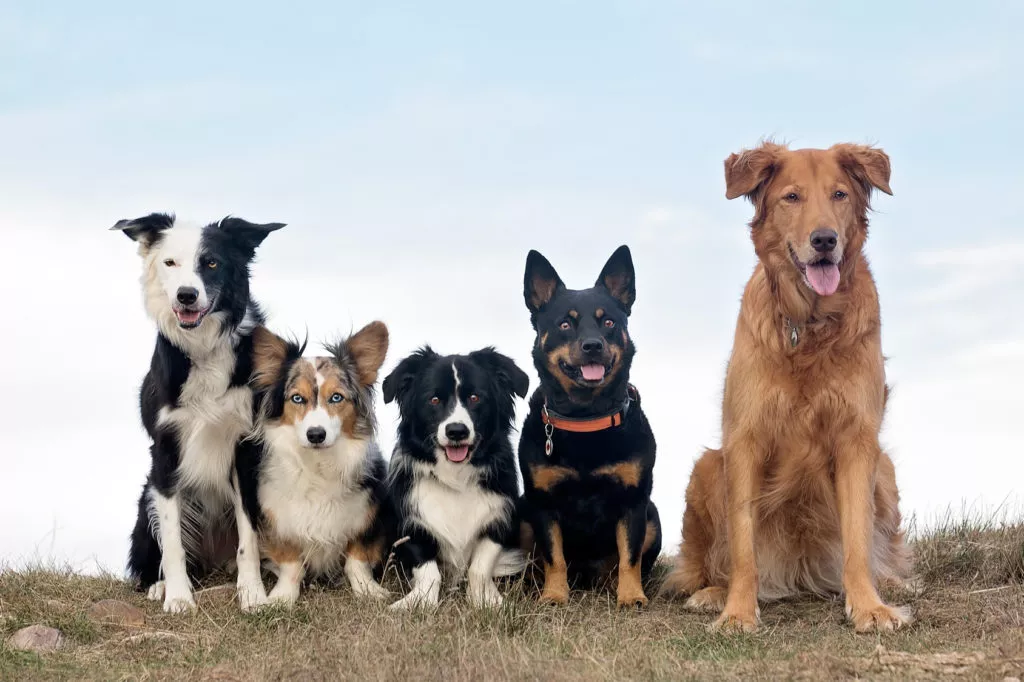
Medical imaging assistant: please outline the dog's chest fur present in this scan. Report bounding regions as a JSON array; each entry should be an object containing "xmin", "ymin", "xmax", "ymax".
[
  {"xmin": 158, "ymin": 330, "xmax": 252, "ymax": 503},
  {"xmin": 258, "ymin": 429, "xmax": 374, "ymax": 574},
  {"xmin": 405, "ymin": 456, "xmax": 510, "ymax": 571}
]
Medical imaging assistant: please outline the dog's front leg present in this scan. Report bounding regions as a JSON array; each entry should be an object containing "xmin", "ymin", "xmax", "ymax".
[
  {"xmin": 836, "ymin": 433, "xmax": 913, "ymax": 632},
  {"xmin": 713, "ymin": 433, "xmax": 761, "ymax": 632},
  {"xmin": 232, "ymin": 443, "xmax": 268, "ymax": 612},
  {"xmin": 615, "ymin": 505, "xmax": 652, "ymax": 608},
  {"xmin": 467, "ymin": 536, "xmax": 505, "ymax": 608},
  {"xmin": 389, "ymin": 527, "xmax": 442, "ymax": 611},
  {"xmin": 150, "ymin": 489, "xmax": 196, "ymax": 613},
  {"xmin": 535, "ymin": 516, "xmax": 570, "ymax": 605}
]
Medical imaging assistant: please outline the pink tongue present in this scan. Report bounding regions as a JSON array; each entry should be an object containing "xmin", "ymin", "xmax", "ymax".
[
  {"xmin": 806, "ymin": 263, "xmax": 840, "ymax": 296},
  {"xmin": 445, "ymin": 445, "xmax": 469, "ymax": 462},
  {"xmin": 176, "ymin": 310, "xmax": 201, "ymax": 324},
  {"xmin": 581, "ymin": 364, "xmax": 606, "ymax": 381}
]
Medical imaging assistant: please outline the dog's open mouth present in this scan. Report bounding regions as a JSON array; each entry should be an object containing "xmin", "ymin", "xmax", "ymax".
[
  {"xmin": 789, "ymin": 246, "xmax": 840, "ymax": 297},
  {"xmin": 173, "ymin": 305, "xmax": 212, "ymax": 329},
  {"xmin": 559, "ymin": 360, "xmax": 610, "ymax": 385},
  {"xmin": 443, "ymin": 443, "xmax": 474, "ymax": 463}
]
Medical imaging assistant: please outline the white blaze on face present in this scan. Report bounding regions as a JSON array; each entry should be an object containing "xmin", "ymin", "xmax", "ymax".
[
  {"xmin": 436, "ymin": 362, "xmax": 475, "ymax": 463},
  {"xmin": 149, "ymin": 224, "xmax": 210, "ymax": 310},
  {"xmin": 297, "ymin": 365, "xmax": 342, "ymax": 448}
]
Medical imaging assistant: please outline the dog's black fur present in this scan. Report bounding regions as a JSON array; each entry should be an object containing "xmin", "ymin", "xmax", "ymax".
[
  {"xmin": 518, "ymin": 245, "xmax": 662, "ymax": 607},
  {"xmin": 116, "ymin": 213, "xmax": 284, "ymax": 612},
  {"xmin": 382, "ymin": 347, "xmax": 530, "ymax": 608}
]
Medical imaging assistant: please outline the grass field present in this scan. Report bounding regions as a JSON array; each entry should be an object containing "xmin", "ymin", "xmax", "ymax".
[{"xmin": 2, "ymin": 517, "xmax": 1023, "ymax": 681}]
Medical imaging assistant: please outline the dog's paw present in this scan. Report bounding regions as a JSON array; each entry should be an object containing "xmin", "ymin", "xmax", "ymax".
[
  {"xmin": 237, "ymin": 585, "xmax": 269, "ymax": 612},
  {"xmin": 146, "ymin": 581, "xmax": 166, "ymax": 602},
  {"xmin": 710, "ymin": 606, "xmax": 760, "ymax": 633},
  {"xmin": 538, "ymin": 586, "xmax": 570, "ymax": 606},
  {"xmin": 468, "ymin": 579, "xmax": 504, "ymax": 609},
  {"xmin": 162, "ymin": 594, "xmax": 196, "ymax": 614},
  {"xmin": 266, "ymin": 583, "xmax": 300, "ymax": 608},
  {"xmin": 353, "ymin": 580, "xmax": 390, "ymax": 602},
  {"xmin": 846, "ymin": 600, "xmax": 913, "ymax": 633},
  {"xmin": 684, "ymin": 586, "xmax": 727, "ymax": 614},
  {"xmin": 389, "ymin": 591, "xmax": 439, "ymax": 612},
  {"xmin": 616, "ymin": 586, "xmax": 649, "ymax": 610}
]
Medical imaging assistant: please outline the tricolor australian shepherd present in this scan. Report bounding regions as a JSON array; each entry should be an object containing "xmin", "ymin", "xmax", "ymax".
[
  {"xmin": 518, "ymin": 245, "xmax": 662, "ymax": 607},
  {"xmin": 382, "ymin": 347, "xmax": 530, "ymax": 609},
  {"xmin": 117, "ymin": 213, "xmax": 284, "ymax": 613},
  {"xmin": 243, "ymin": 322, "xmax": 393, "ymax": 605}
]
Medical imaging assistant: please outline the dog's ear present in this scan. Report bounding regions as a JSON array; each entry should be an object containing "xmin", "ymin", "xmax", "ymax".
[
  {"xmin": 832, "ymin": 144, "xmax": 893, "ymax": 197},
  {"xmin": 334, "ymin": 321, "xmax": 389, "ymax": 388},
  {"xmin": 524, "ymin": 250, "xmax": 565, "ymax": 317},
  {"xmin": 382, "ymin": 347, "xmax": 437, "ymax": 405},
  {"xmin": 595, "ymin": 245, "xmax": 635, "ymax": 315},
  {"xmin": 724, "ymin": 142, "xmax": 786, "ymax": 201},
  {"xmin": 470, "ymin": 348, "xmax": 530, "ymax": 399},
  {"xmin": 110, "ymin": 212, "xmax": 175, "ymax": 249},
  {"xmin": 252, "ymin": 325, "xmax": 305, "ymax": 390},
  {"xmin": 219, "ymin": 217, "xmax": 287, "ymax": 254}
]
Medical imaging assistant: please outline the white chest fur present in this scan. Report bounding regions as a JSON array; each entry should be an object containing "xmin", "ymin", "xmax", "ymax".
[
  {"xmin": 158, "ymin": 339, "xmax": 252, "ymax": 503},
  {"xmin": 407, "ymin": 458, "xmax": 511, "ymax": 572},
  {"xmin": 259, "ymin": 429, "xmax": 375, "ymax": 575}
]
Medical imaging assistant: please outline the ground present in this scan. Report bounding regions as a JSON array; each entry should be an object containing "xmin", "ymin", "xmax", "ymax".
[{"xmin": 2, "ymin": 519, "xmax": 1022, "ymax": 681}]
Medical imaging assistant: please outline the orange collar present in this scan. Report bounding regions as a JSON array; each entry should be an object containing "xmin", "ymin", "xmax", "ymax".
[{"xmin": 541, "ymin": 385, "xmax": 638, "ymax": 434}]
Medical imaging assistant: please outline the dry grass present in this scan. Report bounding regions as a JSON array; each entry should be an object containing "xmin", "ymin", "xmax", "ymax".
[{"xmin": 3, "ymin": 520, "xmax": 1024, "ymax": 681}]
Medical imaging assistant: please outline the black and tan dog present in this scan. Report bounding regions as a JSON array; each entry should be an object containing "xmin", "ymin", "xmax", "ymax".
[{"xmin": 518, "ymin": 245, "xmax": 662, "ymax": 608}]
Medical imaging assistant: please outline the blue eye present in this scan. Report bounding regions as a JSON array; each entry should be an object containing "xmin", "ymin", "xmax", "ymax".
[
  {"xmin": 329, "ymin": 393, "xmax": 344, "ymax": 403},
  {"xmin": 290, "ymin": 394, "xmax": 305, "ymax": 404}
]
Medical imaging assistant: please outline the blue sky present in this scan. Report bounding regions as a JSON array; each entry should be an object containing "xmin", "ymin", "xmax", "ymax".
[{"xmin": 1, "ymin": 2, "xmax": 1021, "ymax": 572}]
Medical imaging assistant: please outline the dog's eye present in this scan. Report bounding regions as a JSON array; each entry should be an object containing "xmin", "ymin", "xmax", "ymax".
[
  {"xmin": 783, "ymin": 192, "xmax": 800, "ymax": 202},
  {"xmin": 328, "ymin": 393, "xmax": 344, "ymax": 403},
  {"xmin": 290, "ymin": 394, "xmax": 305, "ymax": 404},
  {"xmin": 206, "ymin": 259, "xmax": 218, "ymax": 269},
  {"xmin": 163, "ymin": 259, "xmax": 177, "ymax": 267},
  {"xmin": 559, "ymin": 321, "xmax": 571, "ymax": 331},
  {"xmin": 604, "ymin": 319, "xmax": 615, "ymax": 329},
  {"xmin": 469, "ymin": 394, "xmax": 480, "ymax": 404},
  {"xmin": 832, "ymin": 190, "xmax": 848, "ymax": 201},
  {"xmin": 429, "ymin": 396, "xmax": 440, "ymax": 406}
]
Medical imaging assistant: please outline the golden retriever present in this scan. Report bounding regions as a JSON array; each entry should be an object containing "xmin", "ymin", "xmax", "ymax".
[{"xmin": 660, "ymin": 141, "xmax": 913, "ymax": 633}]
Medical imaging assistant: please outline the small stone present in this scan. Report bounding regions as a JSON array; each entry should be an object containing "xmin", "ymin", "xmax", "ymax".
[
  {"xmin": 8, "ymin": 625, "xmax": 64, "ymax": 652},
  {"xmin": 87, "ymin": 599, "xmax": 147, "ymax": 627}
]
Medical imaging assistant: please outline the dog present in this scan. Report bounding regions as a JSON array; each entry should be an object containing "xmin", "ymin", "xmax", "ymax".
[
  {"xmin": 382, "ymin": 347, "xmax": 530, "ymax": 609},
  {"xmin": 243, "ymin": 322, "xmax": 393, "ymax": 606},
  {"xmin": 660, "ymin": 142, "xmax": 913, "ymax": 633},
  {"xmin": 518, "ymin": 245, "xmax": 662, "ymax": 608},
  {"xmin": 116, "ymin": 212, "xmax": 284, "ymax": 613}
]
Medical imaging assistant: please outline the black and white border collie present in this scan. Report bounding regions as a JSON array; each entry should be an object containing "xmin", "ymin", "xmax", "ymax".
[
  {"xmin": 116, "ymin": 212, "xmax": 284, "ymax": 613},
  {"xmin": 382, "ymin": 347, "xmax": 530, "ymax": 609},
  {"xmin": 244, "ymin": 322, "xmax": 393, "ymax": 605}
]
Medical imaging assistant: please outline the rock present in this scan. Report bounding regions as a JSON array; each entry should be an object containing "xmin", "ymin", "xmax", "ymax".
[
  {"xmin": 8, "ymin": 625, "xmax": 64, "ymax": 652},
  {"xmin": 87, "ymin": 599, "xmax": 147, "ymax": 627}
]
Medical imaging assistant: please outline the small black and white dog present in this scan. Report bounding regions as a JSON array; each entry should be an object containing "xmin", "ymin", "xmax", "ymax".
[
  {"xmin": 116, "ymin": 212, "xmax": 284, "ymax": 613},
  {"xmin": 382, "ymin": 347, "xmax": 530, "ymax": 609}
]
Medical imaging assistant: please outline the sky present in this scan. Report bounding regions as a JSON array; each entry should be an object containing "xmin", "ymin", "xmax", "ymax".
[{"xmin": 1, "ymin": 1, "xmax": 1022, "ymax": 575}]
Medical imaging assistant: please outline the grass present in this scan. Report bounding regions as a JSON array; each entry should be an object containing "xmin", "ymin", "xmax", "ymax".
[{"xmin": 2, "ymin": 519, "xmax": 1023, "ymax": 681}]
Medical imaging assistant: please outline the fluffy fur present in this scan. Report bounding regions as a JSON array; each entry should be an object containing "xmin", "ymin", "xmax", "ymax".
[
  {"xmin": 241, "ymin": 322, "xmax": 393, "ymax": 606},
  {"xmin": 383, "ymin": 347, "xmax": 530, "ymax": 610},
  {"xmin": 518, "ymin": 246, "xmax": 662, "ymax": 608},
  {"xmin": 118, "ymin": 213, "xmax": 285, "ymax": 613},
  {"xmin": 660, "ymin": 142, "xmax": 913, "ymax": 633}
]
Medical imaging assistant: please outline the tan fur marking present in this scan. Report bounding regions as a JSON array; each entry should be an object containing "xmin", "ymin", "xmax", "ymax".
[
  {"xmin": 346, "ymin": 536, "xmax": 386, "ymax": 565},
  {"xmin": 281, "ymin": 363, "xmax": 317, "ymax": 426},
  {"xmin": 264, "ymin": 538, "xmax": 303, "ymax": 565},
  {"xmin": 568, "ymin": 309, "xmax": 578, "ymax": 320},
  {"xmin": 594, "ymin": 459, "xmax": 642, "ymax": 487},
  {"xmin": 539, "ymin": 522, "xmax": 569, "ymax": 605},
  {"xmin": 347, "ymin": 321, "xmax": 389, "ymax": 386},
  {"xmin": 615, "ymin": 520, "xmax": 648, "ymax": 608},
  {"xmin": 595, "ymin": 307, "xmax": 604, "ymax": 319},
  {"xmin": 530, "ymin": 464, "xmax": 579, "ymax": 492}
]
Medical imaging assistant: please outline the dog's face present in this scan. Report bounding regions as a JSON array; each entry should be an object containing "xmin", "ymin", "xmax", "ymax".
[
  {"xmin": 523, "ymin": 246, "xmax": 636, "ymax": 404},
  {"xmin": 112, "ymin": 213, "xmax": 285, "ymax": 330},
  {"xmin": 253, "ymin": 321, "xmax": 389, "ymax": 449},
  {"xmin": 383, "ymin": 348, "xmax": 528, "ymax": 465},
  {"xmin": 724, "ymin": 142, "xmax": 892, "ymax": 297}
]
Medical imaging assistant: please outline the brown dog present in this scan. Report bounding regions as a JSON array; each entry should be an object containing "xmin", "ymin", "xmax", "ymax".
[{"xmin": 661, "ymin": 141, "xmax": 913, "ymax": 633}]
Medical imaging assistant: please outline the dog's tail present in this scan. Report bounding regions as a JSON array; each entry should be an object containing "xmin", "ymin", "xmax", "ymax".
[{"xmin": 494, "ymin": 548, "xmax": 529, "ymax": 577}]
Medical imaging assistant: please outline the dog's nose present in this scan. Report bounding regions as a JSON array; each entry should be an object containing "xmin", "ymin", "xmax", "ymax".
[
  {"xmin": 581, "ymin": 338, "xmax": 605, "ymax": 355},
  {"xmin": 176, "ymin": 287, "xmax": 199, "ymax": 305},
  {"xmin": 810, "ymin": 229, "xmax": 838, "ymax": 253},
  {"xmin": 306, "ymin": 427, "xmax": 327, "ymax": 444},
  {"xmin": 445, "ymin": 422, "xmax": 470, "ymax": 442}
]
